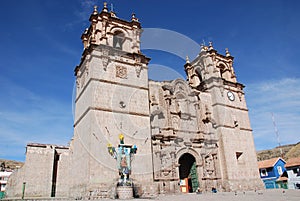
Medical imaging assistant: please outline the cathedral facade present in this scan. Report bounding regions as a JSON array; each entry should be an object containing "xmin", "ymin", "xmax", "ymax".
[{"xmin": 6, "ymin": 4, "xmax": 263, "ymax": 199}]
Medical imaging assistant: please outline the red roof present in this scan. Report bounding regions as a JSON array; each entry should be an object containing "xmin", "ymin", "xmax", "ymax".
[
  {"xmin": 258, "ymin": 157, "xmax": 285, "ymax": 169},
  {"xmin": 285, "ymin": 157, "xmax": 300, "ymax": 168}
]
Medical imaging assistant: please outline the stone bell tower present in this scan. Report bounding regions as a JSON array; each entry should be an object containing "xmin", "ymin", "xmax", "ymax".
[
  {"xmin": 185, "ymin": 43, "xmax": 263, "ymax": 191},
  {"xmin": 70, "ymin": 3, "xmax": 154, "ymax": 196}
]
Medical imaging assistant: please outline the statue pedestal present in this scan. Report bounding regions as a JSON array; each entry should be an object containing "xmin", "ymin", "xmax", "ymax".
[{"xmin": 117, "ymin": 186, "xmax": 133, "ymax": 199}]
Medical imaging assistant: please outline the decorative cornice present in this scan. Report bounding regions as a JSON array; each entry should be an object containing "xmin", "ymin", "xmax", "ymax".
[
  {"xmin": 215, "ymin": 124, "xmax": 252, "ymax": 132},
  {"xmin": 211, "ymin": 102, "xmax": 248, "ymax": 111},
  {"xmin": 77, "ymin": 44, "xmax": 150, "ymax": 69},
  {"xmin": 75, "ymin": 78, "xmax": 148, "ymax": 103},
  {"xmin": 98, "ymin": 10, "xmax": 142, "ymax": 29},
  {"xmin": 74, "ymin": 106, "xmax": 149, "ymax": 127},
  {"xmin": 240, "ymin": 127, "xmax": 253, "ymax": 131}
]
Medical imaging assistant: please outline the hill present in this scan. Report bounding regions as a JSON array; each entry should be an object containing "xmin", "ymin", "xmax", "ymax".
[
  {"xmin": 257, "ymin": 142, "xmax": 300, "ymax": 161},
  {"xmin": 0, "ymin": 159, "xmax": 24, "ymax": 171}
]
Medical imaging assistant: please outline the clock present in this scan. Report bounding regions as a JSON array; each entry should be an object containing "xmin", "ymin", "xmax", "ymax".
[{"xmin": 227, "ymin": 91, "xmax": 235, "ymax": 101}]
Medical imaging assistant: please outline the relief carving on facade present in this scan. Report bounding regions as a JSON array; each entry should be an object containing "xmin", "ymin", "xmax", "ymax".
[
  {"xmin": 101, "ymin": 20, "xmax": 107, "ymax": 38},
  {"xmin": 131, "ymin": 28, "xmax": 139, "ymax": 49},
  {"xmin": 150, "ymin": 95, "xmax": 158, "ymax": 106},
  {"xmin": 135, "ymin": 64, "xmax": 142, "ymax": 78},
  {"xmin": 102, "ymin": 48, "xmax": 110, "ymax": 71},
  {"xmin": 202, "ymin": 105, "xmax": 217, "ymax": 129},
  {"xmin": 158, "ymin": 89, "xmax": 164, "ymax": 107},
  {"xmin": 150, "ymin": 107, "xmax": 165, "ymax": 131},
  {"xmin": 76, "ymin": 70, "xmax": 81, "ymax": 91},
  {"xmin": 76, "ymin": 78, "xmax": 80, "ymax": 90},
  {"xmin": 171, "ymin": 116, "xmax": 180, "ymax": 130},
  {"xmin": 116, "ymin": 66, "xmax": 127, "ymax": 79},
  {"xmin": 203, "ymin": 154, "xmax": 217, "ymax": 178},
  {"xmin": 134, "ymin": 55, "xmax": 142, "ymax": 77},
  {"xmin": 159, "ymin": 147, "xmax": 177, "ymax": 179},
  {"xmin": 237, "ymin": 91, "xmax": 242, "ymax": 101},
  {"xmin": 85, "ymin": 61, "xmax": 89, "ymax": 77},
  {"xmin": 81, "ymin": 73, "xmax": 86, "ymax": 88}
]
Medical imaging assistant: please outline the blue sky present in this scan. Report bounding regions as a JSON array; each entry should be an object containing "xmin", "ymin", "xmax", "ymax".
[{"xmin": 0, "ymin": 0, "xmax": 299, "ymax": 161}]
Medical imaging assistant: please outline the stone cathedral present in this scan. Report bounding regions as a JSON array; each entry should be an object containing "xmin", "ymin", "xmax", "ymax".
[{"xmin": 7, "ymin": 4, "xmax": 263, "ymax": 199}]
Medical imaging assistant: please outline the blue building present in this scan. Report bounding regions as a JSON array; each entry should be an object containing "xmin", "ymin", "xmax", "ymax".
[{"xmin": 258, "ymin": 157, "xmax": 286, "ymax": 189}]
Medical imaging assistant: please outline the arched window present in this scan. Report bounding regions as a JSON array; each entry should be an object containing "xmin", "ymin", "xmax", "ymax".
[
  {"xmin": 195, "ymin": 68, "xmax": 203, "ymax": 82},
  {"xmin": 219, "ymin": 64, "xmax": 226, "ymax": 78},
  {"xmin": 113, "ymin": 31, "xmax": 125, "ymax": 50}
]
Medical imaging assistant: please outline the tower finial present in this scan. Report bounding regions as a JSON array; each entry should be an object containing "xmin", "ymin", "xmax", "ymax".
[
  {"xmin": 103, "ymin": 2, "xmax": 108, "ymax": 12},
  {"xmin": 93, "ymin": 5, "xmax": 98, "ymax": 15},
  {"xmin": 208, "ymin": 41, "xmax": 214, "ymax": 50},
  {"xmin": 186, "ymin": 56, "xmax": 190, "ymax": 64},
  {"xmin": 200, "ymin": 43, "xmax": 206, "ymax": 52},
  {"xmin": 225, "ymin": 48, "xmax": 231, "ymax": 57},
  {"xmin": 131, "ymin": 13, "xmax": 139, "ymax": 22}
]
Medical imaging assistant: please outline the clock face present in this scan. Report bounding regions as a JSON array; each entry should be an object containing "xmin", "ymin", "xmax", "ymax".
[{"xmin": 227, "ymin": 91, "xmax": 235, "ymax": 101}]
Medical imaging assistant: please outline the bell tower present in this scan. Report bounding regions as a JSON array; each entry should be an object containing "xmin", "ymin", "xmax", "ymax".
[
  {"xmin": 186, "ymin": 43, "xmax": 263, "ymax": 191},
  {"xmin": 70, "ymin": 3, "xmax": 154, "ymax": 196}
]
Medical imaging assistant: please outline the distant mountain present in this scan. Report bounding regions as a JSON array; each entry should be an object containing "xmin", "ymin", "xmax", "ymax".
[
  {"xmin": 257, "ymin": 142, "xmax": 300, "ymax": 161},
  {"xmin": 0, "ymin": 159, "xmax": 24, "ymax": 171}
]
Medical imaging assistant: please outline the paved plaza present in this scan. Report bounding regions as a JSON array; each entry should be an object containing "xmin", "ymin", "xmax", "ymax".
[
  {"xmin": 151, "ymin": 190, "xmax": 300, "ymax": 201},
  {"xmin": 3, "ymin": 189, "xmax": 300, "ymax": 201}
]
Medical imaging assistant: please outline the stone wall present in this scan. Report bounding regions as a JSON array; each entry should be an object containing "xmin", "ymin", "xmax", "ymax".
[{"xmin": 6, "ymin": 144, "xmax": 69, "ymax": 198}]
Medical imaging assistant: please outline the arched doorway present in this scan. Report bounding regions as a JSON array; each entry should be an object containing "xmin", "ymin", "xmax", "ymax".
[{"xmin": 178, "ymin": 153, "xmax": 199, "ymax": 193}]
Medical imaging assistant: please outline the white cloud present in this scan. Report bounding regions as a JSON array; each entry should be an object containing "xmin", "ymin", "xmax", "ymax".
[
  {"xmin": 246, "ymin": 78, "xmax": 300, "ymax": 150},
  {"xmin": 73, "ymin": 0, "xmax": 99, "ymax": 24},
  {"xmin": 0, "ymin": 77, "xmax": 73, "ymax": 161},
  {"xmin": 149, "ymin": 64, "xmax": 185, "ymax": 81},
  {"xmin": 62, "ymin": 0, "xmax": 98, "ymax": 30}
]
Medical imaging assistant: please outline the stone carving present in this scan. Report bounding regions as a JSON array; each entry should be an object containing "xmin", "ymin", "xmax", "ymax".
[
  {"xmin": 172, "ymin": 116, "xmax": 180, "ymax": 130},
  {"xmin": 81, "ymin": 73, "xmax": 85, "ymax": 88},
  {"xmin": 116, "ymin": 66, "xmax": 127, "ymax": 79},
  {"xmin": 101, "ymin": 20, "xmax": 107, "ymax": 38},
  {"xmin": 204, "ymin": 154, "xmax": 217, "ymax": 178},
  {"xmin": 76, "ymin": 78, "xmax": 80, "ymax": 90},
  {"xmin": 150, "ymin": 95, "xmax": 158, "ymax": 106},
  {"xmin": 237, "ymin": 91, "xmax": 242, "ymax": 101},
  {"xmin": 219, "ymin": 86, "xmax": 224, "ymax": 96},
  {"xmin": 135, "ymin": 64, "xmax": 142, "ymax": 77},
  {"xmin": 159, "ymin": 147, "xmax": 177, "ymax": 179},
  {"xmin": 133, "ymin": 55, "xmax": 142, "ymax": 77},
  {"xmin": 102, "ymin": 57, "xmax": 109, "ymax": 71},
  {"xmin": 85, "ymin": 62, "xmax": 89, "ymax": 77},
  {"xmin": 102, "ymin": 48, "xmax": 109, "ymax": 71}
]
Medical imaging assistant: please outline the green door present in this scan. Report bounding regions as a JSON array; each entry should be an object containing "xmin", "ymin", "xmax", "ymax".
[
  {"xmin": 279, "ymin": 182, "xmax": 288, "ymax": 189},
  {"xmin": 0, "ymin": 191, "xmax": 5, "ymax": 199},
  {"xmin": 189, "ymin": 162, "xmax": 199, "ymax": 192}
]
